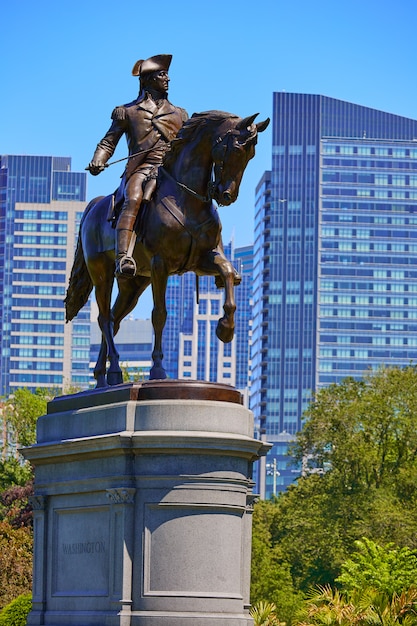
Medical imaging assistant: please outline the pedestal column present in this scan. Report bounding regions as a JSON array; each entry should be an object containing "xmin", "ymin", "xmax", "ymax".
[{"xmin": 23, "ymin": 381, "xmax": 270, "ymax": 626}]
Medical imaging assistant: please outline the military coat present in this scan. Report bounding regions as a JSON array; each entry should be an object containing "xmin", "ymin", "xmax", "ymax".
[{"xmin": 92, "ymin": 92, "xmax": 188, "ymax": 179}]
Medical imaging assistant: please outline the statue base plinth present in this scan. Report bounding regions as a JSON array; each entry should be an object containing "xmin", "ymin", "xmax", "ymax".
[{"xmin": 23, "ymin": 381, "xmax": 269, "ymax": 626}]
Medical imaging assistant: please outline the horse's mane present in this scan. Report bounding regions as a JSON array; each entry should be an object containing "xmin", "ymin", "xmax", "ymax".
[{"xmin": 163, "ymin": 110, "xmax": 238, "ymax": 169}]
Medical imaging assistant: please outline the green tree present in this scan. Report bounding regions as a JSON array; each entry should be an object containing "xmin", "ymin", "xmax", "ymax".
[
  {"xmin": 5, "ymin": 388, "xmax": 50, "ymax": 449},
  {"xmin": 336, "ymin": 538, "xmax": 417, "ymax": 599},
  {"xmin": 264, "ymin": 366, "xmax": 417, "ymax": 594},
  {"xmin": 294, "ymin": 366, "xmax": 417, "ymax": 494},
  {"xmin": 292, "ymin": 365, "xmax": 417, "ymax": 547},
  {"xmin": 251, "ymin": 500, "xmax": 304, "ymax": 623},
  {"xmin": 121, "ymin": 363, "xmax": 147, "ymax": 382},
  {"xmin": 0, "ymin": 458, "xmax": 32, "ymax": 493},
  {"xmin": 270, "ymin": 474, "xmax": 358, "ymax": 591}
]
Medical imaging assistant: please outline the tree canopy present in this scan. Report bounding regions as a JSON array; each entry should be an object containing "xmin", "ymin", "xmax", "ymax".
[
  {"xmin": 294, "ymin": 366, "xmax": 417, "ymax": 495},
  {"xmin": 252, "ymin": 366, "xmax": 417, "ymax": 600},
  {"xmin": 336, "ymin": 538, "xmax": 417, "ymax": 598},
  {"xmin": 4, "ymin": 387, "xmax": 50, "ymax": 450}
]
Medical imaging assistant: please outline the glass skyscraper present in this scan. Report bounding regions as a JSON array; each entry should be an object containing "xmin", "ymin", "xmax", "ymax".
[
  {"xmin": 0, "ymin": 155, "xmax": 90, "ymax": 395},
  {"xmin": 234, "ymin": 245, "xmax": 254, "ymax": 403},
  {"xmin": 251, "ymin": 94, "xmax": 417, "ymax": 497}
]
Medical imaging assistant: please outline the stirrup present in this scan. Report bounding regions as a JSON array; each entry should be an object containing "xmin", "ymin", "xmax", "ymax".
[{"xmin": 115, "ymin": 254, "xmax": 137, "ymax": 277}]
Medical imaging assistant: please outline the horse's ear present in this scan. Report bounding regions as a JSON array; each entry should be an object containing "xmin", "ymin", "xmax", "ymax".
[
  {"xmin": 237, "ymin": 113, "xmax": 259, "ymax": 130},
  {"xmin": 256, "ymin": 117, "xmax": 270, "ymax": 133}
]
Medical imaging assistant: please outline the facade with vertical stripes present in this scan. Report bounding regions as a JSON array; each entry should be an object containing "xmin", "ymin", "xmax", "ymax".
[
  {"xmin": 0, "ymin": 155, "xmax": 90, "ymax": 395},
  {"xmin": 252, "ymin": 94, "xmax": 417, "ymax": 496}
]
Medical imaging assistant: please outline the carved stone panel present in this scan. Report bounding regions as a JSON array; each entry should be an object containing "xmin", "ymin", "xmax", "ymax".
[{"xmin": 52, "ymin": 506, "xmax": 110, "ymax": 597}]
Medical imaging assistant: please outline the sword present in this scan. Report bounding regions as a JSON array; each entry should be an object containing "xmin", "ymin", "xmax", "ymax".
[{"xmin": 85, "ymin": 146, "xmax": 156, "ymax": 171}]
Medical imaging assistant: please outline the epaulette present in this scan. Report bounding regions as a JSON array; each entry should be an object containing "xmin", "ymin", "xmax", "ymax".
[
  {"xmin": 111, "ymin": 106, "xmax": 126, "ymax": 121},
  {"xmin": 180, "ymin": 107, "xmax": 189, "ymax": 122}
]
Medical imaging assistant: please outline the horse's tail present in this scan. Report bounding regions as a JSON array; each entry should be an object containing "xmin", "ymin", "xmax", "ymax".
[{"xmin": 64, "ymin": 201, "xmax": 95, "ymax": 322}]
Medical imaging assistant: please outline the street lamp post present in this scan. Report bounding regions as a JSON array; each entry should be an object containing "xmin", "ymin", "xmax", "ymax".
[{"xmin": 266, "ymin": 457, "xmax": 280, "ymax": 497}]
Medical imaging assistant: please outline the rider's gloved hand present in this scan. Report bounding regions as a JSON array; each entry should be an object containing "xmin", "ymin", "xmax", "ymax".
[{"xmin": 86, "ymin": 161, "xmax": 106, "ymax": 176}]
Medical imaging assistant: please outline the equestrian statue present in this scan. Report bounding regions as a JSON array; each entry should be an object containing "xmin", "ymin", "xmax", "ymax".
[{"xmin": 65, "ymin": 54, "xmax": 269, "ymax": 385}]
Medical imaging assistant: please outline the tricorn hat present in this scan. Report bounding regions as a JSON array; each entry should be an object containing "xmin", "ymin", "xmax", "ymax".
[{"xmin": 132, "ymin": 54, "xmax": 172, "ymax": 77}]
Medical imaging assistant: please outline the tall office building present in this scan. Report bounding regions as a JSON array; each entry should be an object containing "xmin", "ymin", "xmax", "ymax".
[
  {"xmin": 90, "ymin": 315, "xmax": 153, "ymax": 383},
  {"xmin": 0, "ymin": 155, "xmax": 90, "ymax": 395},
  {"xmin": 251, "ymin": 94, "xmax": 417, "ymax": 496},
  {"xmin": 163, "ymin": 243, "xmax": 253, "ymax": 399},
  {"xmin": 234, "ymin": 245, "xmax": 254, "ymax": 403}
]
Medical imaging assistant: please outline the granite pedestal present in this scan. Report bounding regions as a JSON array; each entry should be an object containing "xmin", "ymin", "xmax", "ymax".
[{"xmin": 23, "ymin": 380, "xmax": 269, "ymax": 626}]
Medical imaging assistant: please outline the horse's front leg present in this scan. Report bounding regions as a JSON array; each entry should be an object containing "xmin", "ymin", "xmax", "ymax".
[
  {"xmin": 150, "ymin": 255, "xmax": 168, "ymax": 380},
  {"xmin": 216, "ymin": 258, "xmax": 236, "ymax": 344},
  {"xmin": 202, "ymin": 248, "xmax": 237, "ymax": 344}
]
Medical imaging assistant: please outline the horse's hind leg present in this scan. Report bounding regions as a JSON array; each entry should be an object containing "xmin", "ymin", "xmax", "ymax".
[
  {"xmin": 112, "ymin": 275, "xmax": 151, "ymax": 335},
  {"xmin": 105, "ymin": 276, "xmax": 152, "ymax": 383},
  {"xmin": 94, "ymin": 336, "xmax": 108, "ymax": 388},
  {"xmin": 93, "ymin": 254, "xmax": 123, "ymax": 386},
  {"xmin": 150, "ymin": 256, "xmax": 168, "ymax": 380}
]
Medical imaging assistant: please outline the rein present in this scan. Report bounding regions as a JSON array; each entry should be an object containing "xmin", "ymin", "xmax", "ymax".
[
  {"xmin": 159, "ymin": 166, "xmax": 213, "ymax": 203},
  {"xmin": 159, "ymin": 128, "xmax": 240, "ymax": 204}
]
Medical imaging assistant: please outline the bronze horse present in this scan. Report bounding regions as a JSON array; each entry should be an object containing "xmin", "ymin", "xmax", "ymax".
[{"xmin": 65, "ymin": 110, "xmax": 269, "ymax": 386}]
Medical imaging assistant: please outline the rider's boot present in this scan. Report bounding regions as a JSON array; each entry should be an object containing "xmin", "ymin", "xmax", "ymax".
[{"xmin": 115, "ymin": 228, "xmax": 136, "ymax": 276}]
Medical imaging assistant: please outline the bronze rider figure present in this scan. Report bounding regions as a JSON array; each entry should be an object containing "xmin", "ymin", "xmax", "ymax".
[{"xmin": 87, "ymin": 54, "xmax": 188, "ymax": 276}]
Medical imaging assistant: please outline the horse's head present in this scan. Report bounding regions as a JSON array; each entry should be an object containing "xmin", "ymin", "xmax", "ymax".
[{"xmin": 210, "ymin": 113, "xmax": 270, "ymax": 206}]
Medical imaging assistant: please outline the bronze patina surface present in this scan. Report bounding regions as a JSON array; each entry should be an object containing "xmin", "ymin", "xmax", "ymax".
[
  {"xmin": 87, "ymin": 54, "xmax": 188, "ymax": 277},
  {"xmin": 47, "ymin": 380, "xmax": 244, "ymax": 413},
  {"xmin": 66, "ymin": 55, "xmax": 269, "ymax": 386}
]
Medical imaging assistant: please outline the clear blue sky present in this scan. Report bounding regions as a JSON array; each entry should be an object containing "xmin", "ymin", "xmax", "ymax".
[
  {"xmin": 2, "ymin": 0, "xmax": 417, "ymax": 316},
  {"xmin": 0, "ymin": 0, "xmax": 417, "ymax": 245}
]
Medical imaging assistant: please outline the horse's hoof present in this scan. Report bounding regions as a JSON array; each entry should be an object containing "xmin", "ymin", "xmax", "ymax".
[
  {"xmin": 149, "ymin": 366, "xmax": 167, "ymax": 380},
  {"xmin": 216, "ymin": 319, "xmax": 234, "ymax": 343},
  {"xmin": 94, "ymin": 375, "xmax": 108, "ymax": 388},
  {"xmin": 107, "ymin": 371, "xmax": 123, "ymax": 385}
]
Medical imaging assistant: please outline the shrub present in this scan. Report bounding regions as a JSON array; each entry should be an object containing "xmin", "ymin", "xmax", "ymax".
[
  {"xmin": 0, "ymin": 480, "xmax": 34, "ymax": 528},
  {"xmin": 0, "ymin": 593, "xmax": 32, "ymax": 626},
  {"xmin": 250, "ymin": 600, "xmax": 286, "ymax": 625},
  {"xmin": 0, "ymin": 520, "xmax": 32, "ymax": 609}
]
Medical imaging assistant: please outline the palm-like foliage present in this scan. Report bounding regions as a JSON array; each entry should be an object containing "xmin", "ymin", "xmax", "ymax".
[
  {"xmin": 296, "ymin": 585, "xmax": 364, "ymax": 625},
  {"xmin": 295, "ymin": 585, "xmax": 417, "ymax": 625},
  {"xmin": 250, "ymin": 600, "xmax": 286, "ymax": 626},
  {"xmin": 358, "ymin": 588, "xmax": 417, "ymax": 625}
]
